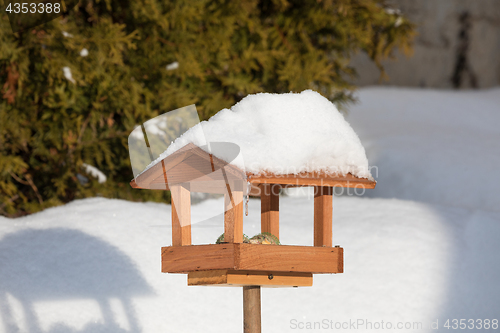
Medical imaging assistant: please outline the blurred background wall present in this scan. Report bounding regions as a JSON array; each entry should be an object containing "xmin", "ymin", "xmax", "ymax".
[{"xmin": 350, "ymin": 0, "xmax": 500, "ymax": 89}]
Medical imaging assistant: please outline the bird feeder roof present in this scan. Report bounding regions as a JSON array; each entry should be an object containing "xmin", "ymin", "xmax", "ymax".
[
  {"xmin": 130, "ymin": 143, "xmax": 376, "ymax": 192},
  {"xmin": 130, "ymin": 90, "xmax": 377, "ymax": 191}
]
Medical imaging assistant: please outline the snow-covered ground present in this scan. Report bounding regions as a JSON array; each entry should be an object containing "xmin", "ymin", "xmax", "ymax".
[
  {"xmin": 1, "ymin": 87, "xmax": 499, "ymax": 332},
  {"xmin": 347, "ymin": 87, "xmax": 500, "ymax": 213},
  {"xmin": 155, "ymin": 90, "xmax": 372, "ymax": 179}
]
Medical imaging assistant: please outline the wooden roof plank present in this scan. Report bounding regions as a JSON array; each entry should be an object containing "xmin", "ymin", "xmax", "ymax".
[{"xmin": 131, "ymin": 144, "xmax": 376, "ymax": 190}]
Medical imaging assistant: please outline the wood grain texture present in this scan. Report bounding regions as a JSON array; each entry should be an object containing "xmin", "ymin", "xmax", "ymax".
[
  {"xmin": 171, "ymin": 185, "xmax": 191, "ymax": 246},
  {"xmin": 161, "ymin": 244, "xmax": 343, "ymax": 274},
  {"xmin": 235, "ymin": 243, "xmax": 341, "ymax": 273},
  {"xmin": 243, "ymin": 286, "xmax": 261, "ymax": 333},
  {"xmin": 133, "ymin": 143, "xmax": 197, "ymax": 190},
  {"xmin": 130, "ymin": 144, "xmax": 376, "ymax": 190},
  {"xmin": 161, "ymin": 244, "xmax": 235, "ymax": 273},
  {"xmin": 131, "ymin": 143, "xmax": 246, "ymax": 190},
  {"xmin": 188, "ymin": 270, "xmax": 228, "ymax": 285},
  {"xmin": 260, "ymin": 184, "xmax": 280, "ymax": 238},
  {"xmin": 234, "ymin": 192, "xmax": 244, "ymax": 241},
  {"xmin": 337, "ymin": 247, "xmax": 344, "ymax": 273},
  {"xmin": 247, "ymin": 171, "xmax": 376, "ymax": 189},
  {"xmin": 314, "ymin": 186, "xmax": 333, "ymax": 247},
  {"xmin": 224, "ymin": 190, "xmax": 244, "ymax": 243},
  {"xmin": 188, "ymin": 270, "xmax": 312, "ymax": 287}
]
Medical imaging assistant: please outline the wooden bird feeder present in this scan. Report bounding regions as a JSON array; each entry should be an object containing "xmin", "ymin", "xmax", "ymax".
[{"xmin": 131, "ymin": 142, "xmax": 376, "ymax": 332}]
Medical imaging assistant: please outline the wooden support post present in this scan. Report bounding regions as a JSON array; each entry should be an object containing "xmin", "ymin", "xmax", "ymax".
[
  {"xmin": 224, "ymin": 189, "xmax": 244, "ymax": 243},
  {"xmin": 260, "ymin": 184, "xmax": 280, "ymax": 238},
  {"xmin": 243, "ymin": 286, "xmax": 261, "ymax": 333},
  {"xmin": 171, "ymin": 185, "xmax": 191, "ymax": 246},
  {"xmin": 314, "ymin": 186, "xmax": 333, "ymax": 247}
]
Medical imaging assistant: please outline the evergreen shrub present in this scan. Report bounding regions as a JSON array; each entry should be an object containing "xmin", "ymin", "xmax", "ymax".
[{"xmin": 0, "ymin": 0, "xmax": 415, "ymax": 216}]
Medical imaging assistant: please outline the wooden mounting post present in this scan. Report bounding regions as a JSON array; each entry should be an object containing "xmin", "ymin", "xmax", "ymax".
[
  {"xmin": 260, "ymin": 184, "xmax": 280, "ymax": 238},
  {"xmin": 224, "ymin": 188, "xmax": 244, "ymax": 243},
  {"xmin": 243, "ymin": 286, "xmax": 261, "ymax": 333},
  {"xmin": 171, "ymin": 185, "xmax": 191, "ymax": 246},
  {"xmin": 314, "ymin": 186, "xmax": 333, "ymax": 247}
]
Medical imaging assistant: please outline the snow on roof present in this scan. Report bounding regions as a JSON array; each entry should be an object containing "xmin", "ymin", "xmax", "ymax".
[{"xmin": 155, "ymin": 90, "xmax": 372, "ymax": 179}]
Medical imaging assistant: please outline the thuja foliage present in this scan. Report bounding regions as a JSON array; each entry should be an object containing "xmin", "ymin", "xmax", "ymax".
[{"xmin": 0, "ymin": 0, "xmax": 415, "ymax": 216}]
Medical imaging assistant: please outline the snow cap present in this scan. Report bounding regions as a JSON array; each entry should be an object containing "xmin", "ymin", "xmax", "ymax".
[{"xmin": 164, "ymin": 90, "xmax": 372, "ymax": 179}]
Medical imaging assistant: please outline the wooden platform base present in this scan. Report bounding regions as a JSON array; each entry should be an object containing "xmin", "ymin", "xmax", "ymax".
[
  {"xmin": 188, "ymin": 270, "xmax": 313, "ymax": 287},
  {"xmin": 162, "ymin": 243, "xmax": 343, "ymax": 274}
]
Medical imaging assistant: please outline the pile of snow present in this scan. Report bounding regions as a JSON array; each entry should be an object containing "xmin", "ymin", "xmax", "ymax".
[
  {"xmin": 79, "ymin": 48, "xmax": 89, "ymax": 57},
  {"xmin": 82, "ymin": 163, "xmax": 107, "ymax": 184},
  {"xmin": 347, "ymin": 87, "xmax": 500, "ymax": 212},
  {"xmin": 158, "ymin": 90, "xmax": 372, "ymax": 179},
  {"xmin": 165, "ymin": 61, "xmax": 179, "ymax": 70},
  {"xmin": 62, "ymin": 67, "xmax": 75, "ymax": 84}
]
